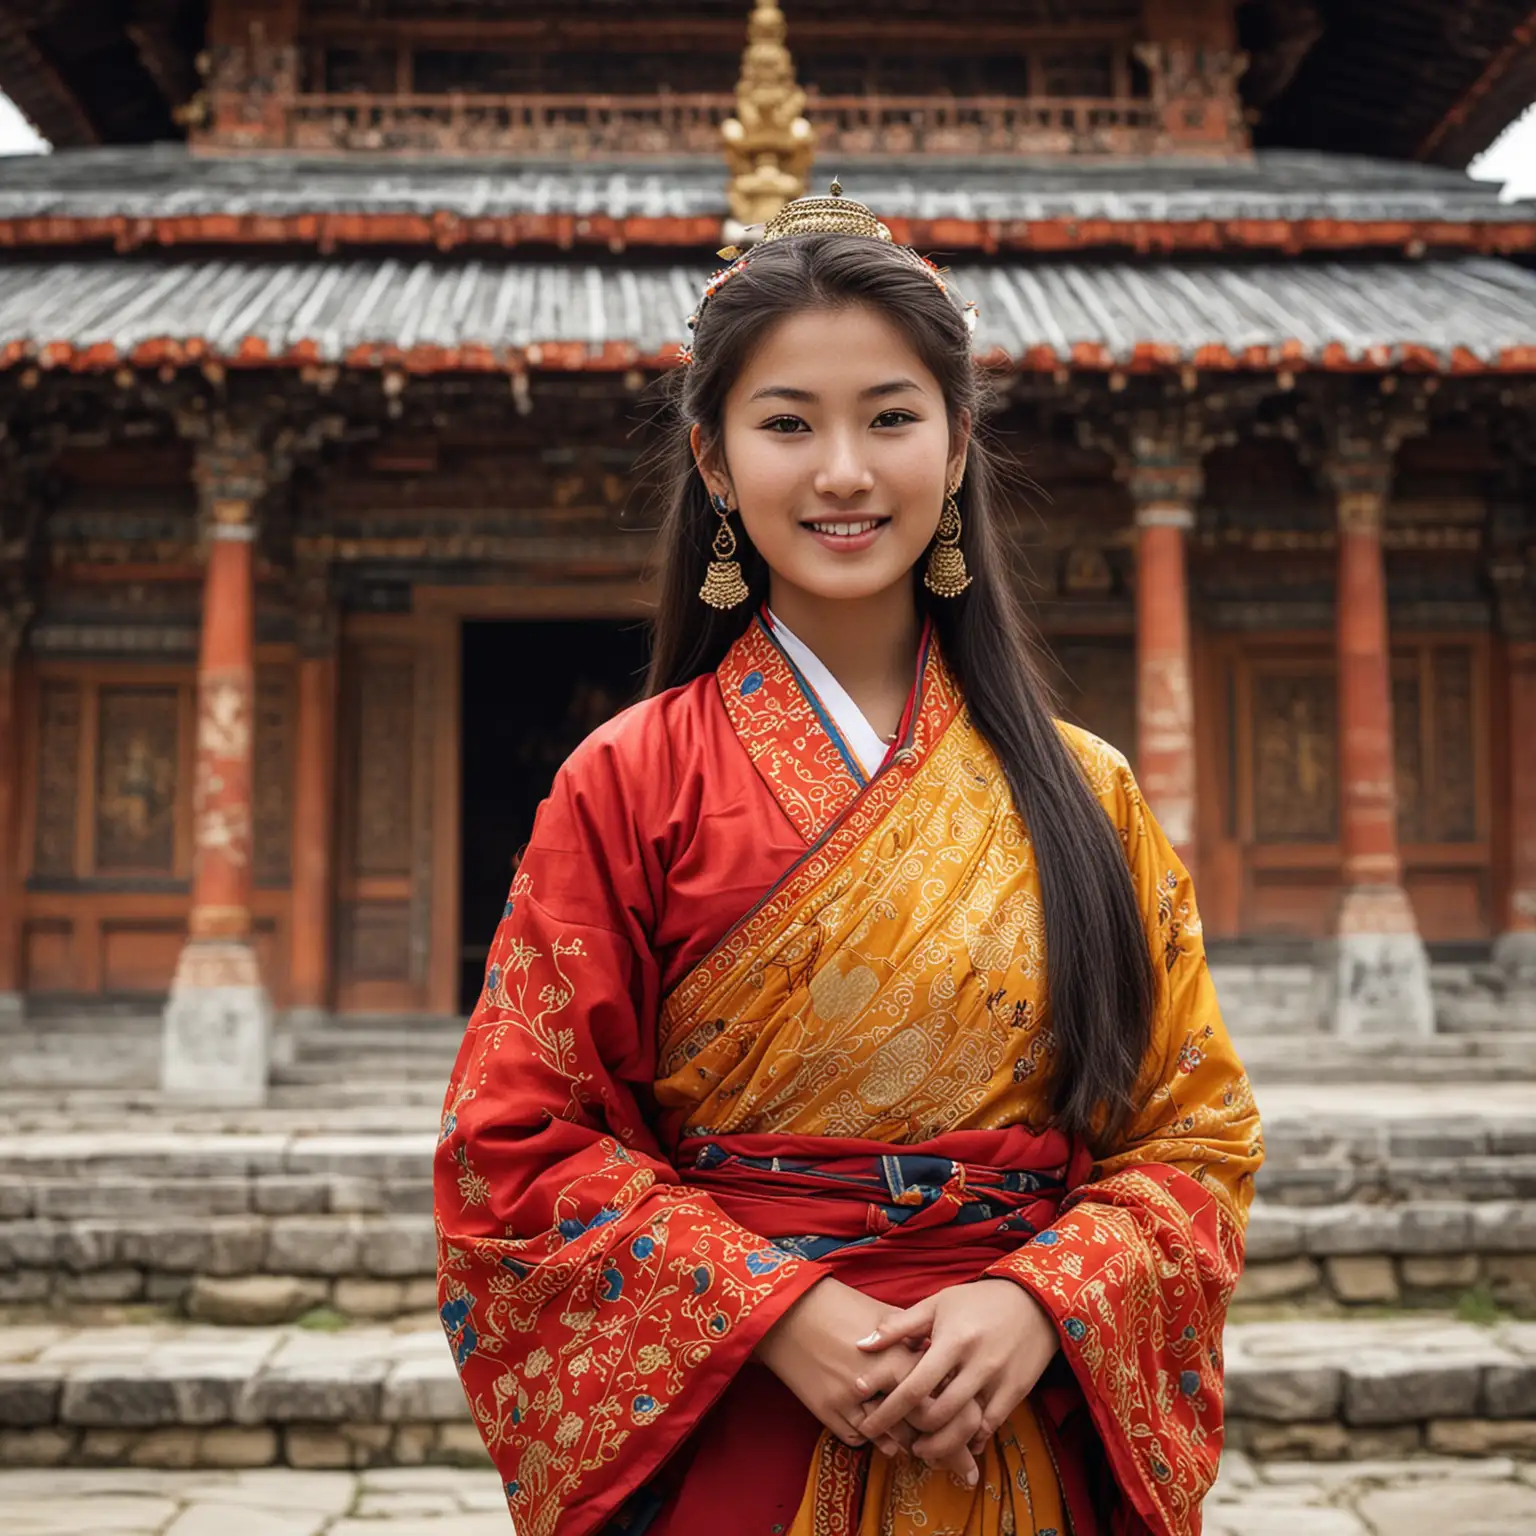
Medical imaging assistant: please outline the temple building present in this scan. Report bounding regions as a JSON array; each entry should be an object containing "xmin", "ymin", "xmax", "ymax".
[{"xmin": 0, "ymin": 0, "xmax": 1533, "ymax": 1097}]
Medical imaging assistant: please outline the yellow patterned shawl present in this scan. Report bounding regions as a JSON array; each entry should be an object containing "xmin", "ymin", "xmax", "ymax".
[{"xmin": 652, "ymin": 618, "xmax": 1264, "ymax": 1535}]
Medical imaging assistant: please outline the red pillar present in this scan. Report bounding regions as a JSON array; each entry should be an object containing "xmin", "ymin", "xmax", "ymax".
[
  {"xmin": 1320, "ymin": 470, "xmax": 1433, "ymax": 1034},
  {"xmin": 1130, "ymin": 452, "xmax": 1200, "ymax": 874},
  {"xmin": 162, "ymin": 435, "xmax": 274, "ymax": 1102},
  {"xmin": 1335, "ymin": 495, "xmax": 1403, "ymax": 893},
  {"xmin": 1495, "ymin": 641, "xmax": 1536, "ymax": 988},
  {"xmin": 1134, "ymin": 505, "xmax": 1197, "ymax": 868},
  {"xmin": 187, "ymin": 525, "xmax": 258, "ymax": 941}
]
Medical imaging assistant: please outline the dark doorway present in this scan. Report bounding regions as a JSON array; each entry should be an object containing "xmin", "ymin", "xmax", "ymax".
[{"xmin": 458, "ymin": 619, "xmax": 651, "ymax": 1012}]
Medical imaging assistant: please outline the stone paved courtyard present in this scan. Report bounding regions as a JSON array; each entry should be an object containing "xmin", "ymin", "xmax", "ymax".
[
  {"xmin": 5, "ymin": 1458, "xmax": 1536, "ymax": 1536},
  {"xmin": 4, "ymin": 1018, "xmax": 1534, "ymax": 1531}
]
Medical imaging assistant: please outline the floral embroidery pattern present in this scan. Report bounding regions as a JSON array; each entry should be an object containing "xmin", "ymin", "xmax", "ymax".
[
  {"xmin": 436, "ymin": 882, "xmax": 818, "ymax": 1536},
  {"xmin": 993, "ymin": 1170, "xmax": 1245, "ymax": 1536},
  {"xmin": 716, "ymin": 616, "xmax": 877, "ymax": 843}
]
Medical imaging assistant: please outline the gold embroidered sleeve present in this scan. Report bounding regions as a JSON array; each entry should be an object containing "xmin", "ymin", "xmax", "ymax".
[{"xmin": 434, "ymin": 750, "xmax": 825, "ymax": 1536}]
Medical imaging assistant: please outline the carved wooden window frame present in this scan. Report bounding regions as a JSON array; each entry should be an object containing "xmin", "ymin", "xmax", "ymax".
[
  {"xmin": 1228, "ymin": 632, "xmax": 1490, "ymax": 861},
  {"xmin": 19, "ymin": 661, "xmax": 197, "ymax": 887},
  {"xmin": 19, "ymin": 651, "xmax": 301, "ymax": 889}
]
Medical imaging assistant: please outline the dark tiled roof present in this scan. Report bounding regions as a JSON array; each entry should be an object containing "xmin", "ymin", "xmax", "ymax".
[
  {"xmin": 0, "ymin": 144, "xmax": 1531, "ymax": 226},
  {"xmin": 0, "ymin": 253, "xmax": 1531, "ymax": 371}
]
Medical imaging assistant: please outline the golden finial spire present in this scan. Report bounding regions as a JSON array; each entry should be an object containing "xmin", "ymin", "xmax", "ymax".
[{"xmin": 720, "ymin": 0, "xmax": 816, "ymax": 244}]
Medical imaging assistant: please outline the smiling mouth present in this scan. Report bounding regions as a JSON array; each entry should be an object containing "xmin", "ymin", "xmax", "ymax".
[{"xmin": 801, "ymin": 516, "xmax": 891, "ymax": 538}]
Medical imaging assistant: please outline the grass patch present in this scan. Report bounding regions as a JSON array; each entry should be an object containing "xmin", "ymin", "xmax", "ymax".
[
  {"xmin": 295, "ymin": 1305, "xmax": 351, "ymax": 1332},
  {"xmin": 1453, "ymin": 1284, "xmax": 1507, "ymax": 1326}
]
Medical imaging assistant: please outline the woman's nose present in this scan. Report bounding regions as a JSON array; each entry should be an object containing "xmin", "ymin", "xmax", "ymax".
[{"xmin": 814, "ymin": 434, "xmax": 876, "ymax": 499}]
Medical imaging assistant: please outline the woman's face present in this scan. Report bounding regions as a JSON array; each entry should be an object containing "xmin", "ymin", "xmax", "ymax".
[{"xmin": 692, "ymin": 303, "xmax": 969, "ymax": 607}]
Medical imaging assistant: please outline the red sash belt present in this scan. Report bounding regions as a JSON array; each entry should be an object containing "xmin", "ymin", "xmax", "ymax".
[
  {"xmin": 642, "ymin": 1127, "xmax": 1108, "ymax": 1536},
  {"xmin": 677, "ymin": 1126, "xmax": 1094, "ymax": 1307}
]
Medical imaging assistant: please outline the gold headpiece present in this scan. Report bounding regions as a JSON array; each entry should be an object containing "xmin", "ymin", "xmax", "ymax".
[
  {"xmin": 729, "ymin": 175, "xmax": 895, "ymax": 249},
  {"xmin": 681, "ymin": 177, "xmax": 979, "ymax": 362}
]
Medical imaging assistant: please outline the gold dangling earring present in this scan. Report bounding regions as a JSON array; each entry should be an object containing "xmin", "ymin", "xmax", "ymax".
[
  {"xmin": 924, "ymin": 486, "xmax": 972, "ymax": 597},
  {"xmin": 699, "ymin": 492, "xmax": 750, "ymax": 609}
]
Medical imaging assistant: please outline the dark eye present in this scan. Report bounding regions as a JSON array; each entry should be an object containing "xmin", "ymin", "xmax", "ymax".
[
  {"xmin": 762, "ymin": 416, "xmax": 807, "ymax": 434},
  {"xmin": 874, "ymin": 410, "xmax": 918, "ymax": 427}
]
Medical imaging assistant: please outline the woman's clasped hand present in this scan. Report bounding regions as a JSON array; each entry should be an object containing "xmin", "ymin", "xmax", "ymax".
[{"xmin": 754, "ymin": 1275, "xmax": 1061, "ymax": 1486}]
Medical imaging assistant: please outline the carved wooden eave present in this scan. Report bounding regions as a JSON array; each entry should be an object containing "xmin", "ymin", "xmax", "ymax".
[
  {"xmin": 0, "ymin": 249, "xmax": 1532, "ymax": 384},
  {"xmin": 1416, "ymin": 7, "xmax": 1536, "ymax": 165},
  {"xmin": 1248, "ymin": 0, "xmax": 1536, "ymax": 165},
  {"xmin": 3, "ymin": 335, "xmax": 1536, "ymax": 385},
  {"xmin": 720, "ymin": 0, "xmax": 815, "ymax": 239},
  {"xmin": 4, "ymin": 208, "xmax": 1536, "ymax": 260},
  {"xmin": 5, "ymin": 136, "xmax": 1533, "ymax": 257},
  {"xmin": 0, "ymin": 9, "xmax": 97, "ymax": 150}
]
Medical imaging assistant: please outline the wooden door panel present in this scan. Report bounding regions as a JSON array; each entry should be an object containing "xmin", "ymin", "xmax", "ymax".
[{"xmin": 335, "ymin": 635, "xmax": 434, "ymax": 1011}]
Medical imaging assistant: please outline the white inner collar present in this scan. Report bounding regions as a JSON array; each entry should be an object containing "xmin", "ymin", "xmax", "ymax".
[{"xmin": 766, "ymin": 608, "xmax": 890, "ymax": 778}]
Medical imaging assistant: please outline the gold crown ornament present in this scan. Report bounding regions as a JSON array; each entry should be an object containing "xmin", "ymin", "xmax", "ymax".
[
  {"xmin": 680, "ymin": 177, "xmax": 979, "ymax": 361},
  {"xmin": 722, "ymin": 175, "xmax": 895, "ymax": 249}
]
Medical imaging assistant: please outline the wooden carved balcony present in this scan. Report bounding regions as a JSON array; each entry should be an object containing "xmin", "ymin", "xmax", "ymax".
[
  {"xmin": 203, "ymin": 89, "xmax": 1169, "ymax": 159},
  {"xmin": 284, "ymin": 92, "xmax": 730, "ymax": 157}
]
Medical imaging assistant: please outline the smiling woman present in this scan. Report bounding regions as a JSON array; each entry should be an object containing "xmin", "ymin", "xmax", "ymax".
[
  {"xmin": 689, "ymin": 306, "xmax": 961, "ymax": 735},
  {"xmin": 434, "ymin": 184, "xmax": 1262, "ymax": 1536}
]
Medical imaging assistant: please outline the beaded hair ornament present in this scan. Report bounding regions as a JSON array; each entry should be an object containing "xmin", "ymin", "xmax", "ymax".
[{"xmin": 679, "ymin": 176, "xmax": 980, "ymax": 364}]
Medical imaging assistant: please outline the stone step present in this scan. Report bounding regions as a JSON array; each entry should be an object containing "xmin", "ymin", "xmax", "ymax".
[
  {"xmin": 0, "ymin": 1317, "xmax": 1532, "ymax": 1470},
  {"xmin": 274, "ymin": 1060, "xmax": 457, "ymax": 1087},
  {"xmin": 0, "ymin": 1085, "xmax": 451, "ymax": 1136},
  {"xmin": 1237, "ymin": 1200, "xmax": 1536, "ymax": 1312},
  {"xmin": 7, "ymin": 979, "xmax": 1536, "ymax": 1094},
  {"xmin": 14, "ymin": 1028, "xmax": 1528, "ymax": 1093},
  {"xmin": 283, "ymin": 1033, "xmax": 1536, "ymax": 1085},
  {"xmin": 1231, "ymin": 1035, "xmax": 1536, "ymax": 1083},
  {"xmin": 5, "ymin": 1459, "xmax": 1536, "ymax": 1536},
  {"xmin": 1205, "ymin": 960, "xmax": 1532, "ymax": 1036},
  {"xmin": 2, "ymin": 1085, "xmax": 1536, "ymax": 1318},
  {"xmin": 4, "ymin": 1082, "xmax": 1533, "ymax": 1183},
  {"xmin": 4, "ymin": 1199, "xmax": 1533, "ymax": 1321}
]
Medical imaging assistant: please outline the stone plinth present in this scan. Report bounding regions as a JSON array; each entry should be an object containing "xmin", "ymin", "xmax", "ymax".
[
  {"xmin": 1493, "ymin": 931, "xmax": 1536, "ymax": 1001},
  {"xmin": 1314, "ymin": 886, "xmax": 1434, "ymax": 1037},
  {"xmin": 161, "ymin": 941, "xmax": 272, "ymax": 1106}
]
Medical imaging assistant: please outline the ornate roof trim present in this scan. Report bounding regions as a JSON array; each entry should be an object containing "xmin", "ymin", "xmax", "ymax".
[
  {"xmin": 0, "ymin": 147, "xmax": 1531, "ymax": 257},
  {"xmin": 0, "ymin": 255, "xmax": 1530, "ymax": 377}
]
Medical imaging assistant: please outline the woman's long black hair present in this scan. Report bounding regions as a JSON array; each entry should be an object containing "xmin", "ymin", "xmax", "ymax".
[{"xmin": 643, "ymin": 234, "xmax": 1154, "ymax": 1144}]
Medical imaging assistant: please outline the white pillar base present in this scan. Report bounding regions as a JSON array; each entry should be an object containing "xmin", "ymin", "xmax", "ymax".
[
  {"xmin": 0, "ymin": 992, "xmax": 24, "ymax": 1030},
  {"xmin": 160, "ymin": 940, "xmax": 272, "ymax": 1106},
  {"xmin": 1492, "ymin": 931, "xmax": 1536, "ymax": 999},
  {"xmin": 1313, "ymin": 887, "xmax": 1435, "ymax": 1037}
]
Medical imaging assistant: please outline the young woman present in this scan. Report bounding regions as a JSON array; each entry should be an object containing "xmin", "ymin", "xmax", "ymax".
[{"xmin": 435, "ymin": 183, "xmax": 1263, "ymax": 1536}]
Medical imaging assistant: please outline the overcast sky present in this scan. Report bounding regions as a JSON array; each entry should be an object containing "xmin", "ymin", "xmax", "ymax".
[{"xmin": 0, "ymin": 85, "xmax": 1531, "ymax": 196}]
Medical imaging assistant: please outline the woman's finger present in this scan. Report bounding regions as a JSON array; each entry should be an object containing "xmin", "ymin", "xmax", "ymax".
[
  {"xmin": 830, "ymin": 1412, "xmax": 867, "ymax": 1448},
  {"xmin": 851, "ymin": 1352, "xmax": 916, "ymax": 1403},
  {"xmin": 848, "ymin": 1391, "xmax": 912, "ymax": 1451},
  {"xmin": 928, "ymin": 1443, "xmax": 980, "ymax": 1487},
  {"xmin": 856, "ymin": 1341, "xmax": 957, "ymax": 1438},
  {"xmin": 868, "ymin": 1417, "xmax": 916, "ymax": 1458},
  {"xmin": 905, "ymin": 1362, "xmax": 987, "ymax": 1435},
  {"xmin": 967, "ymin": 1373, "xmax": 1033, "ymax": 1454},
  {"xmin": 857, "ymin": 1296, "xmax": 937, "ymax": 1351},
  {"xmin": 913, "ymin": 1398, "xmax": 983, "ymax": 1463}
]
